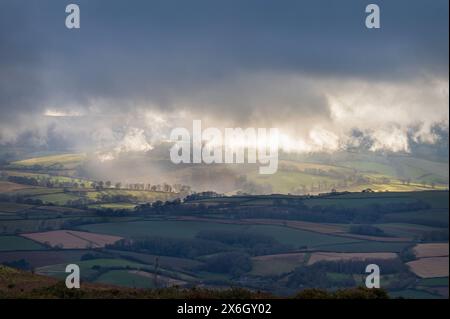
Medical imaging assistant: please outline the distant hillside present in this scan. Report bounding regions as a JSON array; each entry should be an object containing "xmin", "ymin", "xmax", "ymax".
[{"xmin": 1, "ymin": 149, "xmax": 448, "ymax": 195}]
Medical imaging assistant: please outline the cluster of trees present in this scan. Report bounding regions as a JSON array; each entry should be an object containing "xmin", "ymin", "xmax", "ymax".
[
  {"xmin": 108, "ymin": 237, "xmax": 229, "ymax": 259},
  {"xmin": 418, "ymin": 229, "xmax": 449, "ymax": 242},
  {"xmin": 3, "ymin": 172, "xmax": 191, "ymax": 195},
  {"xmin": 0, "ymin": 194, "xmax": 45, "ymax": 206},
  {"xmin": 98, "ymin": 182, "xmax": 190, "ymax": 193},
  {"xmin": 288, "ymin": 265, "xmax": 354, "ymax": 289},
  {"xmin": 196, "ymin": 230, "xmax": 292, "ymax": 256},
  {"xmin": 1, "ymin": 259, "xmax": 32, "ymax": 271},
  {"xmin": 198, "ymin": 252, "xmax": 252, "ymax": 276},
  {"xmin": 107, "ymin": 230, "xmax": 291, "ymax": 261},
  {"xmin": 134, "ymin": 193, "xmax": 432, "ymax": 225},
  {"xmin": 288, "ymin": 258, "xmax": 407, "ymax": 289},
  {"xmin": 184, "ymin": 192, "xmax": 223, "ymax": 201},
  {"xmin": 7, "ymin": 175, "xmax": 86, "ymax": 189},
  {"xmin": 235, "ymin": 175, "xmax": 273, "ymax": 195},
  {"xmin": 7, "ymin": 175, "xmax": 40, "ymax": 186}
]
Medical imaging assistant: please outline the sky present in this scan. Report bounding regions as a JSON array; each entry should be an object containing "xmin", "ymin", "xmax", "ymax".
[{"xmin": 0, "ymin": 0, "xmax": 448, "ymax": 158}]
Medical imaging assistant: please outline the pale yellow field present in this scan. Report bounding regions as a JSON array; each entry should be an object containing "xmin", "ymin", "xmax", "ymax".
[
  {"xmin": 413, "ymin": 243, "xmax": 449, "ymax": 258},
  {"xmin": 21, "ymin": 230, "xmax": 122, "ymax": 249},
  {"xmin": 407, "ymin": 257, "xmax": 449, "ymax": 278},
  {"xmin": 307, "ymin": 252, "xmax": 398, "ymax": 265},
  {"xmin": 12, "ymin": 153, "xmax": 86, "ymax": 167}
]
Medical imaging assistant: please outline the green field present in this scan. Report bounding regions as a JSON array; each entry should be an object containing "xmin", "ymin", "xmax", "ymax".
[
  {"xmin": 317, "ymin": 241, "xmax": 410, "ymax": 253},
  {"xmin": 375, "ymin": 223, "xmax": 443, "ymax": 237},
  {"xmin": 88, "ymin": 203, "xmax": 137, "ymax": 210},
  {"xmin": 418, "ymin": 277, "xmax": 449, "ymax": 287},
  {"xmin": 31, "ymin": 193, "xmax": 80, "ymax": 205},
  {"xmin": 0, "ymin": 236, "xmax": 45, "ymax": 251},
  {"xmin": 382, "ymin": 209, "xmax": 449, "ymax": 226},
  {"xmin": 37, "ymin": 258, "xmax": 148, "ymax": 280},
  {"xmin": 0, "ymin": 250, "xmax": 99, "ymax": 268},
  {"xmin": 94, "ymin": 269, "xmax": 157, "ymax": 289},
  {"xmin": 79, "ymin": 220, "xmax": 361, "ymax": 249},
  {"xmin": 304, "ymin": 195, "xmax": 417, "ymax": 208},
  {"xmin": 248, "ymin": 170, "xmax": 338, "ymax": 194},
  {"xmin": 104, "ymin": 249, "xmax": 202, "ymax": 270}
]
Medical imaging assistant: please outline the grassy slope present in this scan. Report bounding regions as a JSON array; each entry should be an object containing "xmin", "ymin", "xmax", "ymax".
[{"xmin": 3, "ymin": 151, "xmax": 448, "ymax": 195}]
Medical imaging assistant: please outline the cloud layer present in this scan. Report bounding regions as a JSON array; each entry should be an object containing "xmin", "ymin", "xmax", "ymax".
[{"xmin": 0, "ymin": 0, "xmax": 448, "ymax": 157}]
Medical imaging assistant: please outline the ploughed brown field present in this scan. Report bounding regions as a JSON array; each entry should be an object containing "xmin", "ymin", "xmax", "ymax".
[
  {"xmin": 413, "ymin": 243, "xmax": 449, "ymax": 258},
  {"xmin": 307, "ymin": 252, "xmax": 398, "ymax": 265},
  {"xmin": 0, "ymin": 181, "xmax": 35, "ymax": 193},
  {"xmin": 406, "ymin": 243, "xmax": 449, "ymax": 278},
  {"xmin": 21, "ymin": 230, "xmax": 123, "ymax": 249},
  {"xmin": 407, "ymin": 257, "xmax": 449, "ymax": 278}
]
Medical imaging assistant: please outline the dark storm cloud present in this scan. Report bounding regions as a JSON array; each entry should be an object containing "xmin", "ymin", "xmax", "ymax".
[
  {"xmin": 0, "ymin": 0, "xmax": 448, "ymax": 154},
  {"xmin": 1, "ymin": 0, "xmax": 448, "ymax": 113}
]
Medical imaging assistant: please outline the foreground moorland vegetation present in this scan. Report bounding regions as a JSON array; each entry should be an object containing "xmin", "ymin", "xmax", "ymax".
[{"xmin": 0, "ymin": 265, "xmax": 390, "ymax": 299}]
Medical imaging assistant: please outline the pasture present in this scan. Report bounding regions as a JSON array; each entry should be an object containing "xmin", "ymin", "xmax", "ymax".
[
  {"xmin": 0, "ymin": 235, "xmax": 45, "ymax": 251},
  {"xmin": 79, "ymin": 220, "xmax": 361, "ymax": 248},
  {"xmin": 94, "ymin": 270, "xmax": 158, "ymax": 289}
]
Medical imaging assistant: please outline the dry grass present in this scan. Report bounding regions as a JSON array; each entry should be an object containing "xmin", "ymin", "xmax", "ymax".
[
  {"xmin": 21, "ymin": 230, "xmax": 122, "ymax": 249},
  {"xmin": 307, "ymin": 252, "xmax": 398, "ymax": 265}
]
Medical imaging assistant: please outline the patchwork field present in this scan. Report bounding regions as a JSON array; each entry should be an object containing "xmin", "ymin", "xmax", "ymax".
[{"xmin": 21, "ymin": 230, "xmax": 123, "ymax": 249}]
